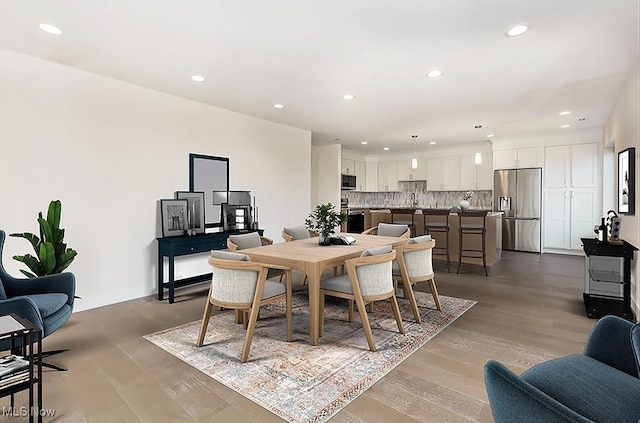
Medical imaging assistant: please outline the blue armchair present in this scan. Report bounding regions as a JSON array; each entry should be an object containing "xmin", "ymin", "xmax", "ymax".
[
  {"xmin": 485, "ymin": 315, "xmax": 640, "ymax": 423},
  {"xmin": 0, "ymin": 230, "xmax": 75, "ymax": 369}
]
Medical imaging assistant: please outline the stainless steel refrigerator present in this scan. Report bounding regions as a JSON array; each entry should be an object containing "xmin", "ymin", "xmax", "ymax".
[{"xmin": 494, "ymin": 168, "xmax": 542, "ymax": 252}]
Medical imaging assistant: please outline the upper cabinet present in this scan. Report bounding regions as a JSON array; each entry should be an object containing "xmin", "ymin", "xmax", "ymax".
[
  {"xmin": 378, "ymin": 161, "xmax": 398, "ymax": 191},
  {"xmin": 396, "ymin": 158, "xmax": 427, "ymax": 181},
  {"xmin": 494, "ymin": 147, "xmax": 543, "ymax": 169},
  {"xmin": 459, "ymin": 153, "xmax": 493, "ymax": 190},
  {"xmin": 545, "ymin": 143, "xmax": 598, "ymax": 189},
  {"xmin": 341, "ymin": 158, "xmax": 355, "ymax": 175},
  {"xmin": 354, "ymin": 160, "xmax": 366, "ymax": 190},
  {"xmin": 427, "ymin": 156, "xmax": 460, "ymax": 191}
]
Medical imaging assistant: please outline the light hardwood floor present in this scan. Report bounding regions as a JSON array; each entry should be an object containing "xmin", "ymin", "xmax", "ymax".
[{"xmin": 2, "ymin": 251, "xmax": 598, "ymax": 422}]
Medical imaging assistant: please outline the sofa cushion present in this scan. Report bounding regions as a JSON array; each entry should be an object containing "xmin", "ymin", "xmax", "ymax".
[
  {"xmin": 521, "ymin": 354, "xmax": 640, "ymax": 423},
  {"xmin": 14, "ymin": 293, "xmax": 68, "ymax": 318}
]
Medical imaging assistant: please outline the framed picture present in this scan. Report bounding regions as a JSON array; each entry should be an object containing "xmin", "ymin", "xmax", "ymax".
[
  {"xmin": 176, "ymin": 191, "xmax": 205, "ymax": 234},
  {"xmin": 222, "ymin": 204, "xmax": 252, "ymax": 232},
  {"xmin": 160, "ymin": 199, "xmax": 188, "ymax": 237},
  {"xmin": 618, "ymin": 147, "xmax": 635, "ymax": 214}
]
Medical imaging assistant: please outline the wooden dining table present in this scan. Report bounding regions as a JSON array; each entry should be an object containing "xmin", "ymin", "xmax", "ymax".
[{"xmin": 241, "ymin": 233, "xmax": 408, "ymax": 345}]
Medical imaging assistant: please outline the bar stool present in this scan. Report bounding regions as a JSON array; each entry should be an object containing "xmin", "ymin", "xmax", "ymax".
[
  {"xmin": 457, "ymin": 211, "xmax": 489, "ymax": 276},
  {"xmin": 389, "ymin": 208, "xmax": 416, "ymax": 237},
  {"xmin": 422, "ymin": 209, "xmax": 451, "ymax": 272}
]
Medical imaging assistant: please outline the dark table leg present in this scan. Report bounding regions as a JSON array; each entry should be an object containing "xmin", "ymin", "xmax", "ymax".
[
  {"xmin": 157, "ymin": 254, "xmax": 164, "ymax": 301},
  {"xmin": 168, "ymin": 255, "xmax": 175, "ymax": 304}
]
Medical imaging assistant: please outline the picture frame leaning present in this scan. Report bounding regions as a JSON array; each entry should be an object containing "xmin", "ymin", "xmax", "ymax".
[
  {"xmin": 618, "ymin": 147, "xmax": 635, "ymax": 215},
  {"xmin": 176, "ymin": 191, "xmax": 206, "ymax": 234},
  {"xmin": 160, "ymin": 199, "xmax": 188, "ymax": 237}
]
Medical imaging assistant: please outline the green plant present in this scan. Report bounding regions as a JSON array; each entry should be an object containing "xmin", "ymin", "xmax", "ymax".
[
  {"xmin": 462, "ymin": 191, "xmax": 474, "ymax": 201},
  {"xmin": 305, "ymin": 203, "xmax": 347, "ymax": 238},
  {"xmin": 10, "ymin": 200, "xmax": 78, "ymax": 278}
]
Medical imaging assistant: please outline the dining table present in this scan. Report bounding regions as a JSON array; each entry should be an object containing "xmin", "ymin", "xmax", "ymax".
[{"xmin": 241, "ymin": 233, "xmax": 408, "ymax": 346}]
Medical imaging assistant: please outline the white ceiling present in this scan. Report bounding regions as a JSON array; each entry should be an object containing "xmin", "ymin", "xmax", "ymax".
[{"xmin": 1, "ymin": 0, "xmax": 638, "ymax": 154}]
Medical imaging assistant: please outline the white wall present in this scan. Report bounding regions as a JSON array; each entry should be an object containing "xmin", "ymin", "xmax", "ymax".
[
  {"xmin": 604, "ymin": 61, "xmax": 640, "ymax": 318},
  {"xmin": 311, "ymin": 144, "xmax": 341, "ymax": 208},
  {"xmin": 0, "ymin": 49, "xmax": 311, "ymax": 311}
]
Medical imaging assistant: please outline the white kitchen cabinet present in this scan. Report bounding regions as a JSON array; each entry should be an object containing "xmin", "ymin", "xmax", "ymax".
[
  {"xmin": 354, "ymin": 160, "xmax": 366, "ymax": 191},
  {"xmin": 442, "ymin": 156, "xmax": 460, "ymax": 190},
  {"xmin": 341, "ymin": 158, "xmax": 355, "ymax": 175},
  {"xmin": 476, "ymin": 155, "xmax": 493, "ymax": 189},
  {"xmin": 397, "ymin": 158, "xmax": 426, "ymax": 181},
  {"xmin": 378, "ymin": 161, "xmax": 398, "ymax": 191},
  {"xmin": 459, "ymin": 154, "xmax": 476, "ymax": 190},
  {"xmin": 545, "ymin": 143, "xmax": 599, "ymax": 189},
  {"xmin": 426, "ymin": 157, "xmax": 444, "ymax": 191},
  {"xmin": 543, "ymin": 188, "xmax": 598, "ymax": 251},
  {"xmin": 494, "ymin": 147, "xmax": 543, "ymax": 169}
]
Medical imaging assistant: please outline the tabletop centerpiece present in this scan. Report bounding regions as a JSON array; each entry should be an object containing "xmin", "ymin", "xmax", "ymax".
[
  {"xmin": 459, "ymin": 191, "xmax": 474, "ymax": 211},
  {"xmin": 305, "ymin": 203, "xmax": 347, "ymax": 246}
]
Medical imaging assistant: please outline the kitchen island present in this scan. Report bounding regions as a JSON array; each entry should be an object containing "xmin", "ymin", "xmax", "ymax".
[{"xmin": 365, "ymin": 209, "xmax": 503, "ymax": 272}]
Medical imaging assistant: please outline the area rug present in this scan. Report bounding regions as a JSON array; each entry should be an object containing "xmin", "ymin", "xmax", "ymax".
[{"xmin": 144, "ymin": 291, "xmax": 475, "ymax": 423}]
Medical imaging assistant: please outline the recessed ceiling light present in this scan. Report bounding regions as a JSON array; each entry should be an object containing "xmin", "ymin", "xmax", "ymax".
[
  {"xmin": 559, "ymin": 111, "xmax": 571, "ymax": 115},
  {"xmin": 505, "ymin": 24, "xmax": 530, "ymax": 37},
  {"xmin": 560, "ymin": 124, "xmax": 571, "ymax": 129},
  {"xmin": 191, "ymin": 75, "xmax": 205, "ymax": 82},
  {"xmin": 383, "ymin": 147, "xmax": 390, "ymax": 151},
  {"xmin": 333, "ymin": 138, "xmax": 342, "ymax": 141},
  {"xmin": 273, "ymin": 103, "xmax": 285, "ymax": 109},
  {"xmin": 429, "ymin": 141, "xmax": 437, "ymax": 145},
  {"xmin": 342, "ymin": 94, "xmax": 355, "ymax": 100},
  {"xmin": 426, "ymin": 70, "xmax": 443, "ymax": 78},
  {"xmin": 487, "ymin": 134, "xmax": 495, "ymax": 138},
  {"xmin": 361, "ymin": 141, "xmax": 368, "ymax": 145},
  {"xmin": 39, "ymin": 23, "xmax": 62, "ymax": 35},
  {"xmin": 474, "ymin": 124, "xmax": 483, "ymax": 129},
  {"xmin": 578, "ymin": 117, "xmax": 587, "ymax": 121}
]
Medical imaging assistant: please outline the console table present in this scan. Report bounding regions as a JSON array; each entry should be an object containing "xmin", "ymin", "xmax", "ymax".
[
  {"xmin": 156, "ymin": 230, "xmax": 263, "ymax": 303},
  {"xmin": 581, "ymin": 238, "xmax": 637, "ymax": 321}
]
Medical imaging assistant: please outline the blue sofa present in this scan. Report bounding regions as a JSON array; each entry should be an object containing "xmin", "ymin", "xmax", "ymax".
[{"xmin": 485, "ymin": 315, "xmax": 640, "ymax": 423}]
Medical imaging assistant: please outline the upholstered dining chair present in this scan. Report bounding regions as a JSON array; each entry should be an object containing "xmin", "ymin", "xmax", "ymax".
[
  {"xmin": 281, "ymin": 225, "xmax": 318, "ymax": 242},
  {"xmin": 0, "ymin": 230, "xmax": 76, "ymax": 371},
  {"xmin": 196, "ymin": 250, "xmax": 292, "ymax": 363},
  {"xmin": 361, "ymin": 223, "xmax": 410, "ymax": 239},
  {"xmin": 318, "ymin": 245, "xmax": 404, "ymax": 352},
  {"xmin": 227, "ymin": 232, "xmax": 284, "ymax": 281},
  {"xmin": 392, "ymin": 235, "xmax": 441, "ymax": 323}
]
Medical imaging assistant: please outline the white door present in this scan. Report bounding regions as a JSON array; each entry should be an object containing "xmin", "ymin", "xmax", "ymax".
[
  {"xmin": 570, "ymin": 189, "xmax": 597, "ymax": 250},
  {"xmin": 543, "ymin": 189, "xmax": 570, "ymax": 249},
  {"xmin": 544, "ymin": 146, "xmax": 570, "ymax": 188}
]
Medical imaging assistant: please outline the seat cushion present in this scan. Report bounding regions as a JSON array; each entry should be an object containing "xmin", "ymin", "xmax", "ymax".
[
  {"xmin": 228, "ymin": 232, "xmax": 262, "ymax": 249},
  {"xmin": 361, "ymin": 244, "xmax": 392, "ymax": 257},
  {"xmin": 521, "ymin": 354, "xmax": 640, "ymax": 423},
  {"xmin": 15, "ymin": 293, "xmax": 68, "ymax": 318},
  {"xmin": 377, "ymin": 223, "xmax": 408, "ymax": 237},
  {"xmin": 320, "ymin": 274, "xmax": 353, "ymax": 294},
  {"xmin": 284, "ymin": 225, "xmax": 311, "ymax": 240}
]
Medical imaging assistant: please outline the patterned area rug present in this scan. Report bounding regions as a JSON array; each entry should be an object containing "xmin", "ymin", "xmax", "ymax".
[{"xmin": 144, "ymin": 291, "xmax": 475, "ymax": 423}]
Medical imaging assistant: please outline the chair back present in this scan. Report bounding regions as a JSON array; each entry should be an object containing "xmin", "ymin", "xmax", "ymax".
[
  {"xmin": 208, "ymin": 251, "xmax": 264, "ymax": 305},
  {"xmin": 397, "ymin": 236, "xmax": 435, "ymax": 279},
  {"xmin": 347, "ymin": 245, "xmax": 396, "ymax": 297},
  {"xmin": 376, "ymin": 223, "xmax": 410, "ymax": 238},
  {"xmin": 458, "ymin": 210, "xmax": 488, "ymax": 231},
  {"xmin": 282, "ymin": 225, "xmax": 314, "ymax": 242}
]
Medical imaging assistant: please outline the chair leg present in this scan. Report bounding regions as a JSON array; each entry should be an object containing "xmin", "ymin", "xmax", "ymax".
[
  {"xmin": 428, "ymin": 277, "xmax": 442, "ymax": 311},
  {"xmin": 197, "ymin": 299, "xmax": 214, "ymax": 347},
  {"xmin": 285, "ymin": 271, "xmax": 292, "ymax": 342},
  {"xmin": 482, "ymin": 230, "xmax": 488, "ymax": 276},
  {"xmin": 354, "ymin": 297, "xmax": 376, "ymax": 352},
  {"xmin": 348, "ymin": 299, "xmax": 354, "ymax": 323},
  {"xmin": 457, "ymin": 229, "xmax": 463, "ymax": 274},
  {"xmin": 401, "ymin": 279, "xmax": 421, "ymax": 323},
  {"xmin": 319, "ymin": 293, "xmax": 325, "ymax": 337},
  {"xmin": 368, "ymin": 302, "xmax": 374, "ymax": 313},
  {"xmin": 445, "ymin": 228, "xmax": 451, "ymax": 273},
  {"xmin": 241, "ymin": 305, "xmax": 261, "ymax": 363},
  {"xmin": 389, "ymin": 295, "xmax": 405, "ymax": 334}
]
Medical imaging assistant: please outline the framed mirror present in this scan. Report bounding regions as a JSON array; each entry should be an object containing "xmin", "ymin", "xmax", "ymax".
[{"xmin": 189, "ymin": 153, "xmax": 229, "ymax": 227}]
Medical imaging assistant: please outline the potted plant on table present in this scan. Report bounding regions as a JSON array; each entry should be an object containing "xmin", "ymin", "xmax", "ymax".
[
  {"xmin": 459, "ymin": 191, "xmax": 474, "ymax": 212},
  {"xmin": 305, "ymin": 203, "xmax": 347, "ymax": 246}
]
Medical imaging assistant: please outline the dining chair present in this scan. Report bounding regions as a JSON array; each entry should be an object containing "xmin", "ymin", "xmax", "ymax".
[
  {"xmin": 392, "ymin": 235, "xmax": 441, "ymax": 323},
  {"xmin": 361, "ymin": 223, "xmax": 410, "ymax": 239},
  {"xmin": 281, "ymin": 225, "xmax": 318, "ymax": 242},
  {"xmin": 389, "ymin": 208, "xmax": 417, "ymax": 237},
  {"xmin": 227, "ymin": 232, "xmax": 284, "ymax": 281},
  {"xmin": 318, "ymin": 245, "xmax": 404, "ymax": 352},
  {"xmin": 196, "ymin": 250, "xmax": 292, "ymax": 363}
]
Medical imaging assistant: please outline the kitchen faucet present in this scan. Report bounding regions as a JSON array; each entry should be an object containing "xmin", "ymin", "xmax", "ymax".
[{"xmin": 410, "ymin": 192, "xmax": 417, "ymax": 207}]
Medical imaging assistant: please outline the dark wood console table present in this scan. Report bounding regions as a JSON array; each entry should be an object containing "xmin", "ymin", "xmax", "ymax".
[{"xmin": 157, "ymin": 230, "xmax": 263, "ymax": 303}]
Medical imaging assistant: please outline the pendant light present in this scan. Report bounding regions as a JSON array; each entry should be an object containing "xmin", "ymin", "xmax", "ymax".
[
  {"xmin": 474, "ymin": 139, "xmax": 482, "ymax": 165},
  {"xmin": 411, "ymin": 135, "xmax": 418, "ymax": 169}
]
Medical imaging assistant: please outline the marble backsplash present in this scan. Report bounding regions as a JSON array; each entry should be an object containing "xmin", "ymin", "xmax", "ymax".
[{"xmin": 342, "ymin": 187, "xmax": 493, "ymax": 210}]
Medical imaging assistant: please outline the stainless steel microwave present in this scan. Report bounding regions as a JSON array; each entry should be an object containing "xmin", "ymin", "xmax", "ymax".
[{"xmin": 341, "ymin": 174, "xmax": 356, "ymax": 190}]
